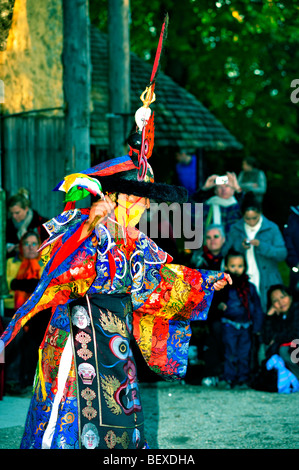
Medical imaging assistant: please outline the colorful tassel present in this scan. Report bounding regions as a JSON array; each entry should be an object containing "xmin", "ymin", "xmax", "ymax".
[{"xmin": 54, "ymin": 173, "xmax": 104, "ymax": 202}]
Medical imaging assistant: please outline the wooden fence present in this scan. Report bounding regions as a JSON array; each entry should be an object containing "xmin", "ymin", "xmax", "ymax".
[{"xmin": 2, "ymin": 115, "xmax": 67, "ymax": 220}]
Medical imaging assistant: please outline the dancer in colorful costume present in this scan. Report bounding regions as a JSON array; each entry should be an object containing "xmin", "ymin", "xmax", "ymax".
[{"xmin": 0, "ymin": 16, "xmax": 231, "ymax": 449}]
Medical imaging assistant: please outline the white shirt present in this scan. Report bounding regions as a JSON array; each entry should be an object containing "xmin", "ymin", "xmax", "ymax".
[{"xmin": 244, "ymin": 216, "xmax": 263, "ymax": 294}]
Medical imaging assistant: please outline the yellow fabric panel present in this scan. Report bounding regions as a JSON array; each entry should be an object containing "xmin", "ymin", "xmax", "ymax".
[{"xmin": 136, "ymin": 314, "xmax": 155, "ymax": 362}]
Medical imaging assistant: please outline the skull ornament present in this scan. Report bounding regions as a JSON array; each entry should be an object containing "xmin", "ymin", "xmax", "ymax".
[{"xmin": 78, "ymin": 363, "xmax": 96, "ymax": 385}]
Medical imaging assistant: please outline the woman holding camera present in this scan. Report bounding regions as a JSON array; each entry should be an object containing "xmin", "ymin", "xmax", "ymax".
[
  {"xmin": 192, "ymin": 171, "xmax": 242, "ymax": 237},
  {"xmin": 223, "ymin": 193, "xmax": 287, "ymax": 313}
]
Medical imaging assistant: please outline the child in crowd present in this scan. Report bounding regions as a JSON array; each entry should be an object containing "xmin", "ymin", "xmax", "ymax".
[{"xmin": 218, "ymin": 250, "xmax": 264, "ymax": 389}]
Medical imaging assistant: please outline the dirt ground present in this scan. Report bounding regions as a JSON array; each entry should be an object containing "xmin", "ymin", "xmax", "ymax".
[
  {"xmin": 141, "ymin": 381, "xmax": 299, "ymax": 449},
  {"xmin": 1, "ymin": 381, "xmax": 299, "ymax": 450}
]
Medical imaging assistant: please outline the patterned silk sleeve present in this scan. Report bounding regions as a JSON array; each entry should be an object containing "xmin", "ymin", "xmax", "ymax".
[{"xmin": 132, "ymin": 260, "xmax": 225, "ymax": 381}]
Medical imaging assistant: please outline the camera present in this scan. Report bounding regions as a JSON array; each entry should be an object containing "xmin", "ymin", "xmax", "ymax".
[
  {"xmin": 215, "ymin": 175, "xmax": 229, "ymax": 185},
  {"xmin": 244, "ymin": 239, "xmax": 251, "ymax": 246}
]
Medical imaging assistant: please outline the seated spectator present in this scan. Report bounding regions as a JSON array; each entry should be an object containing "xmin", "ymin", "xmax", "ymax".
[
  {"xmin": 265, "ymin": 354, "xmax": 299, "ymax": 394},
  {"xmin": 192, "ymin": 171, "xmax": 242, "ymax": 236},
  {"xmin": 217, "ymin": 250, "xmax": 264, "ymax": 389},
  {"xmin": 8, "ymin": 231, "xmax": 44, "ymax": 310},
  {"xmin": 4, "ymin": 231, "xmax": 50, "ymax": 392},
  {"xmin": 237, "ymin": 156, "xmax": 267, "ymax": 203},
  {"xmin": 6, "ymin": 188, "xmax": 48, "ymax": 258},
  {"xmin": 223, "ymin": 192, "xmax": 287, "ymax": 313},
  {"xmin": 260, "ymin": 284, "xmax": 299, "ymax": 382},
  {"xmin": 284, "ymin": 205, "xmax": 299, "ymax": 301}
]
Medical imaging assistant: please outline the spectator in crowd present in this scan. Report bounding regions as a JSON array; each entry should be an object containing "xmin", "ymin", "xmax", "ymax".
[
  {"xmin": 190, "ymin": 224, "xmax": 226, "ymax": 387},
  {"xmin": 6, "ymin": 188, "xmax": 48, "ymax": 258},
  {"xmin": 237, "ymin": 156, "xmax": 267, "ymax": 203},
  {"xmin": 223, "ymin": 192, "xmax": 287, "ymax": 313},
  {"xmin": 192, "ymin": 171, "xmax": 242, "ymax": 236},
  {"xmin": 217, "ymin": 250, "xmax": 264, "ymax": 389},
  {"xmin": 4, "ymin": 231, "xmax": 50, "ymax": 393},
  {"xmin": 174, "ymin": 147, "xmax": 198, "ymax": 197},
  {"xmin": 283, "ymin": 205, "xmax": 299, "ymax": 300},
  {"xmin": 190, "ymin": 223, "xmax": 226, "ymax": 271},
  {"xmin": 5, "ymin": 231, "xmax": 44, "ymax": 315},
  {"xmin": 260, "ymin": 284, "xmax": 299, "ymax": 381}
]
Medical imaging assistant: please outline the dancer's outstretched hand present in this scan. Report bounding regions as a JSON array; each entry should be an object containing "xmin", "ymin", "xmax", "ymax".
[{"xmin": 213, "ymin": 273, "xmax": 232, "ymax": 291}]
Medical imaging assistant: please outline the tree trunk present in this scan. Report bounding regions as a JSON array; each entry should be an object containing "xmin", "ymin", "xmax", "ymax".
[
  {"xmin": 108, "ymin": 0, "xmax": 131, "ymax": 158},
  {"xmin": 62, "ymin": 0, "xmax": 91, "ymax": 174}
]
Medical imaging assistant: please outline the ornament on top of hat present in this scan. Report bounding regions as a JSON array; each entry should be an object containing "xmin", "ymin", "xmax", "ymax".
[{"xmin": 128, "ymin": 14, "xmax": 169, "ymax": 182}]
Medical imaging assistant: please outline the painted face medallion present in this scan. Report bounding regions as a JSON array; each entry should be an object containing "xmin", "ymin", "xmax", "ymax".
[
  {"xmin": 81, "ymin": 423, "xmax": 100, "ymax": 449},
  {"xmin": 71, "ymin": 305, "xmax": 90, "ymax": 329}
]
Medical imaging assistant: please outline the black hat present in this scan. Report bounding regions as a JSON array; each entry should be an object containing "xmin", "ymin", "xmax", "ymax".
[{"xmin": 88, "ymin": 157, "xmax": 188, "ymax": 203}]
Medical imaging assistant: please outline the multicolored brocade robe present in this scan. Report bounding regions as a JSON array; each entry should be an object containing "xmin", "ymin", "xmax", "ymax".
[{"xmin": 0, "ymin": 209, "xmax": 226, "ymax": 449}]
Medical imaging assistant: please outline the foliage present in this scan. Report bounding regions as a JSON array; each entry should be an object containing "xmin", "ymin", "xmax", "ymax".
[
  {"xmin": 0, "ymin": 0, "xmax": 15, "ymax": 51},
  {"xmin": 90, "ymin": 0, "xmax": 299, "ymax": 226}
]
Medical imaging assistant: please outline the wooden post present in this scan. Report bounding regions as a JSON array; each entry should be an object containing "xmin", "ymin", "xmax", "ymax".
[
  {"xmin": 108, "ymin": 0, "xmax": 131, "ymax": 158},
  {"xmin": 0, "ymin": 107, "xmax": 9, "ymax": 314},
  {"xmin": 62, "ymin": 0, "xmax": 91, "ymax": 174}
]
